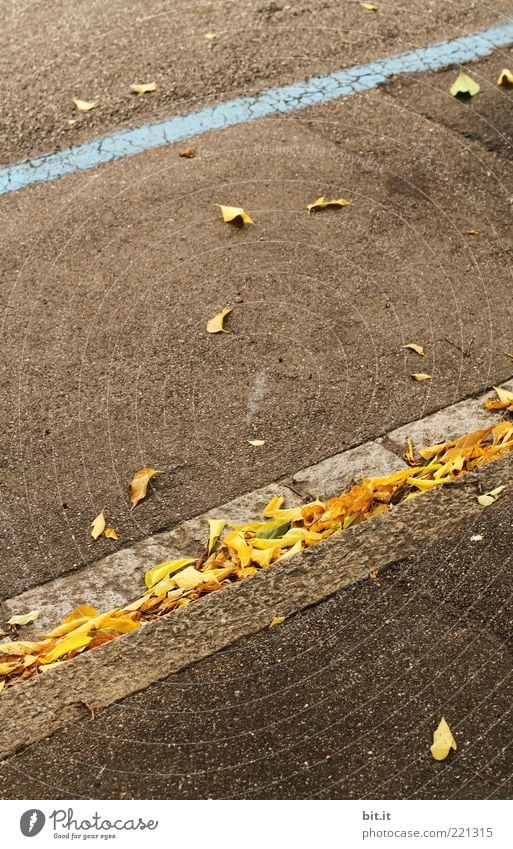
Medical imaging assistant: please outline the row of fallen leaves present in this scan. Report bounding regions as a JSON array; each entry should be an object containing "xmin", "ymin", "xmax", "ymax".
[{"xmin": 2, "ymin": 387, "xmax": 513, "ymax": 760}]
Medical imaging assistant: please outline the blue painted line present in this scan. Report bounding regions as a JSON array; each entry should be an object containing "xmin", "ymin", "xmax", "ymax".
[{"xmin": 2, "ymin": 21, "xmax": 513, "ymax": 196}]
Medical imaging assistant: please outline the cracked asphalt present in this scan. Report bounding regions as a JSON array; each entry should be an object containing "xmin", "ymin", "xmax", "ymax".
[{"xmin": 1, "ymin": 0, "xmax": 513, "ymax": 799}]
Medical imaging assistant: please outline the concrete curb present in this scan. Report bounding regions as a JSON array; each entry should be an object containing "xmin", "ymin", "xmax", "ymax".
[{"xmin": 0, "ymin": 447, "xmax": 511, "ymax": 761}]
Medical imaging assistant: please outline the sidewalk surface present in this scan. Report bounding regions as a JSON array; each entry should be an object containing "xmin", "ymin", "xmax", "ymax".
[{"xmin": 1, "ymin": 0, "xmax": 512, "ymax": 799}]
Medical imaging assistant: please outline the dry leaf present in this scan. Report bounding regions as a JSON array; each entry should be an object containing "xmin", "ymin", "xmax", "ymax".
[
  {"xmin": 269, "ymin": 615, "xmax": 285, "ymax": 628},
  {"xmin": 173, "ymin": 565, "xmax": 206, "ymax": 590},
  {"xmin": 207, "ymin": 519, "xmax": 225, "ymax": 554},
  {"xmin": 411, "ymin": 373, "xmax": 432, "ymax": 381},
  {"xmin": 90, "ymin": 510, "xmax": 106, "ymax": 540},
  {"xmin": 73, "ymin": 99, "xmax": 97, "ymax": 112},
  {"xmin": 307, "ymin": 196, "xmax": 351, "ymax": 214},
  {"xmin": 248, "ymin": 439, "xmax": 265, "ymax": 446},
  {"xmin": 369, "ymin": 570, "xmax": 379, "ymax": 579},
  {"xmin": 431, "ymin": 717, "xmax": 457, "ymax": 761},
  {"xmin": 7, "ymin": 610, "xmax": 40, "ymax": 627},
  {"xmin": 130, "ymin": 82, "xmax": 157, "ymax": 94},
  {"xmin": 477, "ymin": 485, "xmax": 506, "ymax": 507},
  {"xmin": 450, "ymin": 71, "xmax": 480, "ymax": 97},
  {"xmin": 207, "ymin": 307, "xmax": 232, "ymax": 334},
  {"xmin": 214, "ymin": 204, "xmax": 254, "ymax": 225},
  {"xmin": 401, "ymin": 343, "xmax": 426, "ymax": 357},
  {"xmin": 179, "ymin": 147, "xmax": 196, "ymax": 158},
  {"xmin": 205, "ymin": 32, "xmax": 218, "ymax": 40},
  {"xmin": 361, "ymin": 2, "xmax": 377, "ymax": 9},
  {"xmin": 497, "ymin": 68, "xmax": 513, "ymax": 86},
  {"xmin": 506, "ymin": 352, "xmax": 513, "ymax": 360},
  {"xmin": 463, "ymin": 228, "xmax": 480, "ymax": 236},
  {"xmin": 130, "ymin": 467, "xmax": 162, "ymax": 509},
  {"xmin": 403, "ymin": 437, "xmax": 416, "ymax": 465},
  {"xmin": 104, "ymin": 527, "xmax": 119, "ymax": 541}
]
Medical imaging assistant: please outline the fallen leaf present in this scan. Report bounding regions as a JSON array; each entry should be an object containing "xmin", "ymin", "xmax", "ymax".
[
  {"xmin": 130, "ymin": 467, "xmax": 162, "ymax": 509},
  {"xmin": 179, "ymin": 147, "xmax": 196, "ymax": 158},
  {"xmin": 450, "ymin": 71, "xmax": 480, "ymax": 97},
  {"xmin": 73, "ymin": 98, "xmax": 97, "ymax": 112},
  {"xmin": 269, "ymin": 615, "xmax": 285, "ymax": 628},
  {"xmin": 497, "ymin": 68, "xmax": 513, "ymax": 86},
  {"xmin": 431, "ymin": 716, "xmax": 457, "ymax": 761},
  {"xmin": 205, "ymin": 32, "xmax": 218, "ymax": 40},
  {"xmin": 477, "ymin": 485, "xmax": 506, "ymax": 507},
  {"xmin": 369, "ymin": 570, "xmax": 379, "ymax": 579},
  {"xmin": 91, "ymin": 510, "xmax": 106, "ymax": 540},
  {"xmin": 207, "ymin": 519, "xmax": 225, "ymax": 554},
  {"xmin": 360, "ymin": 2, "xmax": 377, "ymax": 9},
  {"xmin": 403, "ymin": 437, "xmax": 416, "ymax": 465},
  {"xmin": 470, "ymin": 534, "xmax": 483, "ymax": 541},
  {"xmin": 411, "ymin": 373, "xmax": 432, "ymax": 381},
  {"xmin": 104, "ymin": 527, "xmax": 119, "ymax": 541},
  {"xmin": 130, "ymin": 81, "xmax": 157, "ymax": 94},
  {"xmin": 7, "ymin": 610, "xmax": 40, "ymax": 627},
  {"xmin": 214, "ymin": 204, "xmax": 254, "ymax": 225},
  {"xmin": 307, "ymin": 196, "xmax": 351, "ymax": 214},
  {"xmin": 248, "ymin": 439, "xmax": 265, "ymax": 446},
  {"xmin": 401, "ymin": 343, "xmax": 426, "ymax": 357},
  {"xmin": 173, "ymin": 565, "xmax": 206, "ymax": 590},
  {"xmin": 463, "ymin": 228, "xmax": 480, "ymax": 236},
  {"xmin": 207, "ymin": 307, "xmax": 232, "ymax": 334},
  {"xmin": 506, "ymin": 352, "xmax": 513, "ymax": 360}
]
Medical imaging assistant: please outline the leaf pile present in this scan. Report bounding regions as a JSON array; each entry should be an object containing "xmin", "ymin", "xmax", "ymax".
[{"xmin": 1, "ymin": 395, "xmax": 512, "ymax": 692}]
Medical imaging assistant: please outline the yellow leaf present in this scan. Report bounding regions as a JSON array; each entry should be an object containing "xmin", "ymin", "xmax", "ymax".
[
  {"xmin": 130, "ymin": 81, "xmax": 157, "ymax": 94},
  {"xmin": 145, "ymin": 558, "xmax": 196, "ymax": 589},
  {"xmin": 262, "ymin": 495, "xmax": 284, "ymax": 516},
  {"xmin": 361, "ymin": 2, "xmax": 377, "ymax": 9},
  {"xmin": 0, "ymin": 681, "xmax": 4, "ymax": 693},
  {"xmin": 408, "ymin": 477, "xmax": 441, "ymax": 491},
  {"xmin": 250, "ymin": 547, "xmax": 275, "ymax": 568},
  {"xmin": 104, "ymin": 526, "xmax": 119, "ymax": 541},
  {"xmin": 207, "ymin": 307, "xmax": 233, "ymax": 334},
  {"xmin": 450, "ymin": 71, "xmax": 480, "ymax": 97},
  {"xmin": 214, "ymin": 204, "xmax": 254, "ymax": 225},
  {"xmin": 431, "ymin": 716, "xmax": 457, "ymax": 761},
  {"xmin": 40, "ymin": 633, "xmax": 92, "ymax": 664},
  {"xmin": 223, "ymin": 530, "xmax": 252, "ymax": 567},
  {"xmin": 463, "ymin": 228, "xmax": 480, "ymax": 236},
  {"xmin": 497, "ymin": 68, "xmax": 513, "ymax": 86},
  {"xmin": 90, "ymin": 510, "xmax": 106, "ymax": 540},
  {"xmin": 130, "ymin": 466, "xmax": 162, "ymax": 508},
  {"xmin": 477, "ymin": 485, "xmax": 506, "ymax": 507},
  {"xmin": 207, "ymin": 518, "xmax": 225, "ymax": 554},
  {"xmin": 98, "ymin": 616, "xmax": 140, "ymax": 633},
  {"xmin": 276, "ymin": 538, "xmax": 303, "ymax": 561},
  {"xmin": 412, "ymin": 373, "xmax": 432, "ymax": 381},
  {"xmin": 269, "ymin": 615, "xmax": 285, "ymax": 628},
  {"xmin": 0, "ymin": 640, "xmax": 45, "ymax": 655},
  {"xmin": 205, "ymin": 32, "xmax": 218, "ymax": 41},
  {"xmin": 73, "ymin": 98, "xmax": 97, "ymax": 112},
  {"xmin": 0, "ymin": 662, "xmax": 19, "ymax": 675},
  {"xmin": 403, "ymin": 437, "xmax": 416, "ymax": 465},
  {"xmin": 173, "ymin": 566, "xmax": 206, "ymax": 590},
  {"xmin": 401, "ymin": 343, "xmax": 426, "ymax": 357},
  {"xmin": 7, "ymin": 610, "xmax": 40, "ymax": 627},
  {"xmin": 494, "ymin": 385, "xmax": 513, "ymax": 404},
  {"xmin": 248, "ymin": 439, "xmax": 265, "ymax": 446},
  {"xmin": 307, "ymin": 196, "xmax": 351, "ymax": 214}
]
